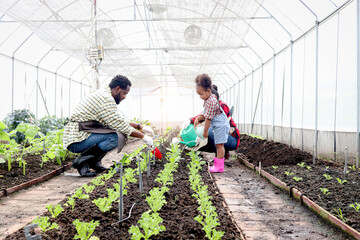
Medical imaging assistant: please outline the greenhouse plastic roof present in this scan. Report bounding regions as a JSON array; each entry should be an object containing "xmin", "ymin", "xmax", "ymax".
[{"xmin": 0, "ymin": 0, "xmax": 350, "ymax": 92}]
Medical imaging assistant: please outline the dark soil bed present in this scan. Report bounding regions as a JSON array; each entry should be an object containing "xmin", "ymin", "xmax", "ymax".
[
  {"xmin": 0, "ymin": 154, "xmax": 73, "ymax": 190},
  {"xmin": 6, "ymin": 137, "xmax": 241, "ymax": 239},
  {"xmin": 236, "ymin": 134, "xmax": 360, "ymax": 233}
]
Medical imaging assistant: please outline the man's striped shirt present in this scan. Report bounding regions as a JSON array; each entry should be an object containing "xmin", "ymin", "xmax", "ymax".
[{"xmin": 63, "ymin": 86, "xmax": 134, "ymax": 149}]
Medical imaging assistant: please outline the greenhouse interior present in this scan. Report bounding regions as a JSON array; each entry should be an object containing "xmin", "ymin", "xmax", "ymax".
[{"xmin": 0, "ymin": 0, "xmax": 360, "ymax": 239}]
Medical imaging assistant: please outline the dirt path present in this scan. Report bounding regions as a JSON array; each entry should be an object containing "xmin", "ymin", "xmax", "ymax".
[
  {"xmin": 206, "ymin": 152, "xmax": 351, "ymax": 240},
  {"xmin": 0, "ymin": 139, "xmax": 143, "ymax": 239}
]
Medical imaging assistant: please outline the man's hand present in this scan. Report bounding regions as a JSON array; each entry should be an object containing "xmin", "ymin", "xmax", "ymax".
[
  {"xmin": 142, "ymin": 135, "xmax": 153, "ymax": 147},
  {"xmin": 142, "ymin": 125, "xmax": 154, "ymax": 136}
]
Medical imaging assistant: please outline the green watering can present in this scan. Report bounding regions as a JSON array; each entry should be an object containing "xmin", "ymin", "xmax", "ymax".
[{"xmin": 180, "ymin": 124, "xmax": 197, "ymax": 147}]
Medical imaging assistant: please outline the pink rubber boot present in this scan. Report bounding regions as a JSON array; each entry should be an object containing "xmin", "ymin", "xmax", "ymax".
[{"xmin": 209, "ymin": 157, "xmax": 225, "ymax": 173}]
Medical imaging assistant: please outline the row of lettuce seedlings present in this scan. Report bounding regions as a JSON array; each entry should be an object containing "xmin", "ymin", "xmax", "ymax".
[
  {"xmin": 128, "ymin": 141, "xmax": 182, "ymax": 239},
  {"xmin": 187, "ymin": 151, "xmax": 225, "ymax": 240},
  {"xmin": 26, "ymin": 132, "xmax": 173, "ymax": 240},
  {"xmin": 27, "ymin": 133, "xmax": 225, "ymax": 240}
]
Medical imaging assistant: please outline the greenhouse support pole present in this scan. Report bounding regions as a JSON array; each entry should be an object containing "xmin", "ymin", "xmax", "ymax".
[
  {"xmin": 290, "ymin": 41, "xmax": 294, "ymax": 146},
  {"xmin": 68, "ymin": 64, "xmax": 82, "ymax": 116},
  {"xmin": 314, "ymin": 20, "xmax": 319, "ymax": 164},
  {"xmin": 334, "ymin": 13, "xmax": 340, "ymax": 162},
  {"xmin": 357, "ymin": 0, "xmax": 360, "ymax": 168},
  {"xmin": 244, "ymin": 76, "xmax": 247, "ymax": 132},
  {"xmin": 93, "ymin": 0, "xmax": 100, "ymax": 90},
  {"xmin": 302, "ymin": 38, "xmax": 307, "ymax": 152},
  {"xmin": 35, "ymin": 48, "xmax": 53, "ymax": 117},
  {"xmin": 298, "ymin": 0, "xmax": 319, "ymax": 164},
  {"xmin": 261, "ymin": 64, "xmax": 264, "ymax": 136},
  {"xmin": 11, "ymin": 32, "xmax": 34, "ymax": 112},
  {"xmin": 238, "ymin": 80, "xmax": 241, "ymax": 132},
  {"xmin": 272, "ymin": 54, "xmax": 276, "ymax": 141},
  {"xmin": 55, "ymin": 57, "xmax": 71, "ymax": 117},
  {"xmin": 251, "ymin": 71, "xmax": 254, "ymax": 134}
]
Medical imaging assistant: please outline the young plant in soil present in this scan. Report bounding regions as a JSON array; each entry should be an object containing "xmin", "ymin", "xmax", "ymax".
[
  {"xmin": 323, "ymin": 174, "xmax": 332, "ymax": 180},
  {"xmin": 271, "ymin": 165, "xmax": 278, "ymax": 170},
  {"xmin": 83, "ymin": 184, "xmax": 96, "ymax": 194},
  {"xmin": 46, "ymin": 204, "xmax": 64, "ymax": 218},
  {"xmin": 32, "ymin": 216, "xmax": 59, "ymax": 233},
  {"xmin": 333, "ymin": 208, "xmax": 347, "ymax": 222},
  {"xmin": 90, "ymin": 177, "xmax": 105, "ymax": 186},
  {"xmin": 73, "ymin": 187, "xmax": 89, "ymax": 200},
  {"xmin": 336, "ymin": 178, "xmax": 347, "ymax": 184},
  {"xmin": 284, "ymin": 171, "xmax": 294, "ymax": 176},
  {"xmin": 129, "ymin": 211, "xmax": 166, "ymax": 240},
  {"xmin": 319, "ymin": 188, "xmax": 330, "ymax": 195},
  {"xmin": 65, "ymin": 196, "xmax": 75, "ymax": 210},
  {"xmin": 188, "ymin": 151, "xmax": 225, "ymax": 240},
  {"xmin": 349, "ymin": 202, "xmax": 360, "ymax": 212},
  {"xmin": 73, "ymin": 219, "xmax": 99, "ymax": 240},
  {"xmin": 297, "ymin": 162, "xmax": 305, "ymax": 168},
  {"xmin": 293, "ymin": 176, "xmax": 302, "ymax": 182},
  {"xmin": 146, "ymin": 187, "xmax": 168, "ymax": 212},
  {"xmin": 129, "ymin": 143, "xmax": 181, "ymax": 239}
]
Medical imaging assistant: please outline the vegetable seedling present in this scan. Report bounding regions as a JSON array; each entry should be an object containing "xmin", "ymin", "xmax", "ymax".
[
  {"xmin": 333, "ymin": 208, "xmax": 347, "ymax": 222},
  {"xmin": 336, "ymin": 178, "xmax": 347, "ymax": 184},
  {"xmin": 349, "ymin": 202, "xmax": 360, "ymax": 212},
  {"xmin": 46, "ymin": 204, "xmax": 64, "ymax": 218},
  {"xmin": 271, "ymin": 165, "xmax": 278, "ymax": 170},
  {"xmin": 320, "ymin": 188, "xmax": 330, "ymax": 195},
  {"xmin": 65, "ymin": 196, "xmax": 75, "ymax": 210},
  {"xmin": 73, "ymin": 219, "xmax": 99, "ymax": 240},
  {"xmin": 32, "ymin": 216, "xmax": 58, "ymax": 233},
  {"xmin": 293, "ymin": 176, "xmax": 302, "ymax": 182},
  {"xmin": 284, "ymin": 171, "xmax": 294, "ymax": 176},
  {"xmin": 297, "ymin": 162, "xmax": 305, "ymax": 168},
  {"xmin": 323, "ymin": 174, "xmax": 332, "ymax": 180}
]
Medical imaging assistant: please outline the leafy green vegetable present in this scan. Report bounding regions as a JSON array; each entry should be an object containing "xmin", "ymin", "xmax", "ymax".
[
  {"xmin": 32, "ymin": 216, "xmax": 58, "ymax": 232},
  {"xmin": 73, "ymin": 219, "xmax": 99, "ymax": 240},
  {"xmin": 46, "ymin": 204, "xmax": 64, "ymax": 218}
]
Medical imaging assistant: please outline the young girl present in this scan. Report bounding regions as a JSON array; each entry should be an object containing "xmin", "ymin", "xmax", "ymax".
[{"xmin": 194, "ymin": 74, "xmax": 230, "ymax": 173}]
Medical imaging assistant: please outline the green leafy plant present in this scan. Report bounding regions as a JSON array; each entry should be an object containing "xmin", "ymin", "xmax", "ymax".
[
  {"xmin": 297, "ymin": 162, "xmax": 305, "ymax": 168},
  {"xmin": 336, "ymin": 178, "xmax": 347, "ymax": 184},
  {"xmin": 73, "ymin": 187, "xmax": 89, "ymax": 199},
  {"xmin": 73, "ymin": 219, "xmax": 99, "ymax": 240},
  {"xmin": 306, "ymin": 166, "xmax": 311, "ymax": 170},
  {"xmin": 83, "ymin": 184, "xmax": 96, "ymax": 194},
  {"xmin": 65, "ymin": 196, "xmax": 75, "ymax": 210},
  {"xmin": 90, "ymin": 177, "xmax": 105, "ymax": 186},
  {"xmin": 319, "ymin": 188, "xmax": 330, "ymax": 195},
  {"xmin": 333, "ymin": 208, "xmax": 347, "ymax": 222},
  {"xmin": 46, "ymin": 204, "xmax": 64, "ymax": 218},
  {"xmin": 293, "ymin": 176, "xmax": 303, "ymax": 182},
  {"xmin": 323, "ymin": 174, "xmax": 332, "ymax": 180},
  {"xmin": 32, "ymin": 216, "xmax": 59, "ymax": 232},
  {"xmin": 146, "ymin": 187, "xmax": 167, "ymax": 212},
  {"xmin": 92, "ymin": 196, "xmax": 113, "ymax": 213},
  {"xmin": 348, "ymin": 165, "xmax": 357, "ymax": 170},
  {"xmin": 37, "ymin": 115, "xmax": 68, "ymax": 135},
  {"xmin": 349, "ymin": 202, "xmax": 360, "ymax": 212},
  {"xmin": 272, "ymin": 165, "xmax": 278, "ymax": 170},
  {"xmin": 129, "ymin": 211, "xmax": 166, "ymax": 240},
  {"xmin": 3, "ymin": 109, "xmax": 36, "ymax": 132},
  {"xmin": 285, "ymin": 171, "xmax": 294, "ymax": 176}
]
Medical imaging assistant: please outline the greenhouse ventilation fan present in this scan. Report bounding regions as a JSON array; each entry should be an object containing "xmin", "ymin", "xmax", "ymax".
[{"xmin": 98, "ymin": 28, "xmax": 115, "ymax": 47}]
